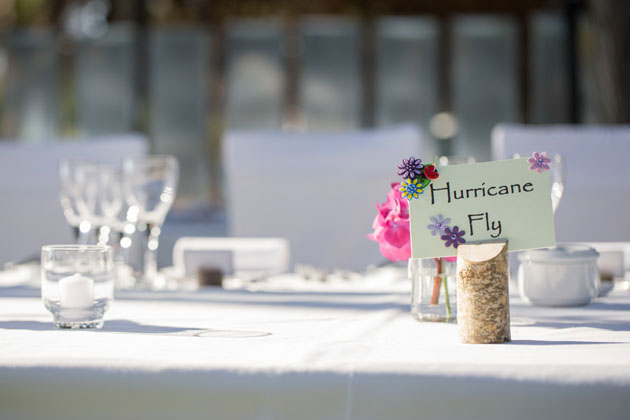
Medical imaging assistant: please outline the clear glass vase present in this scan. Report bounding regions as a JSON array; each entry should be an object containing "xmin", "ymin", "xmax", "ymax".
[{"xmin": 409, "ymin": 257, "xmax": 457, "ymax": 323}]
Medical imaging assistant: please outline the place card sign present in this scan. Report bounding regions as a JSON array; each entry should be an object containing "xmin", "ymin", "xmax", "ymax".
[{"xmin": 409, "ymin": 158, "xmax": 556, "ymax": 259}]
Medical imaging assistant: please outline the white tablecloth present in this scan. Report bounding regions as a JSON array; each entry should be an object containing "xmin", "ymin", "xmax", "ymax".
[{"xmin": 1, "ymin": 273, "xmax": 629, "ymax": 420}]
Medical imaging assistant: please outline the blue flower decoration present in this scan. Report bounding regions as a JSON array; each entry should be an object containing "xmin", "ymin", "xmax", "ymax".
[{"xmin": 400, "ymin": 178, "xmax": 423, "ymax": 200}]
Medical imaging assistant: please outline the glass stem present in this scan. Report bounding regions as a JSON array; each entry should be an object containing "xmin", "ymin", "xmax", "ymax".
[
  {"xmin": 77, "ymin": 227, "xmax": 91, "ymax": 245},
  {"xmin": 72, "ymin": 226, "xmax": 80, "ymax": 242},
  {"xmin": 115, "ymin": 231, "xmax": 127, "ymax": 262},
  {"xmin": 96, "ymin": 226, "xmax": 108, "ymax": 246},
  {"xmin": 143, "ymin": 223, "xmax": 159, "ymax": 285}
]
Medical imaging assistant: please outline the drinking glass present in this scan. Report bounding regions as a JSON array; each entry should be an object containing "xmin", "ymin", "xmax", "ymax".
[
  {"xmin": 90, "ymin": 164, "xmax": 125, "ymax": 246},
  {"xmin": 509, "ymin": 152, "xmax": 566, "ymax": 325},
  {"xmin": 58, "ymin": 159, "xmax": 97, "ymax": 244},
  {"xmin": 549, "ymin": 154, "xmax": 565, "ymax": 213},
  {"xmin": 122, "ymin": 155, "xmax": 179, "ymax": 287},
  {"xmin": 409, "ymin": 258, "xmax": 457, "ymax": 322},
  {"xmin": 512, "ymin": 152, "xmax": 565, "ymax": 213},
  {"xmin": 96, "ymin": 164, "xmax": 138, "ymax": 289},
  {"xmin": 61, "ymin": 161, "xmax": 124, "ymax": 246},
  {"xmin": 41, "ymin": 245, "xmax": 114, "ymax": 329}
]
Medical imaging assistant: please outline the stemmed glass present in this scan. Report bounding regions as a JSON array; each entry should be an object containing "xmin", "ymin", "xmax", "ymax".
[
  {"xmin": 509, "ymin": 152, "xmax": 565, "ymax": 326},
  {"xmin": 122, "ymin": 155, "xmax": 179, "ymax": 288},
  {"xmin": 93, "ymin": 164, "xmax": 141, "ymax": 289},
  {"xmin": 91, "ymin": 165, "xmax": 125, "ymax": 245},
  {"xmin": 68, "ymin": 162, "xmax": 126, "ymax": 246},
  {"xmin": 549, "ymin": 154, "xmax": 565, "ymax": 214},
  {"xmin": 512, "ymin": 152, "xmax": 565, "ymax": 213},
  {"xmin": 58, "ymin": 159, "xmax": 98, "ymax": 244}
]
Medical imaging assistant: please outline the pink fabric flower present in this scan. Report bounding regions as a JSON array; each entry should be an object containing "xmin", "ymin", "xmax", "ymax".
[
  {"xmin": 528, "ymin": 151, "xmax": 552, "ymax": 173},
  {"xmin": 368, "ymin": 183, "xmax": 411, "ymax": 262}
]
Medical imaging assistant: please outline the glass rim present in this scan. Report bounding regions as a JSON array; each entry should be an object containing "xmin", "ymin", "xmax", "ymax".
[{"xmin": 41, "ymin": 244, "xmax": 112, "ymax": 253}]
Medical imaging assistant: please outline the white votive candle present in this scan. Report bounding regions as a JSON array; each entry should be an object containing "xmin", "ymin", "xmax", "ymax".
[{"xmin": 58, "ymin": 273, "xmax": 95, "ymax": 308}]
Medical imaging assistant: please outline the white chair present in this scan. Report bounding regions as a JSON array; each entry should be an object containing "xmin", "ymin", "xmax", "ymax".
[
  {"xmin": 491, "ymin": 124, "xmax": 630, "ymax": 243},
  {"xmin": 223, "ymin": 125, "xmax": 423, "ymax": 271},
  {"xmin": 0, "ymin": 134, "xmax": 148, "ymax": 266}
]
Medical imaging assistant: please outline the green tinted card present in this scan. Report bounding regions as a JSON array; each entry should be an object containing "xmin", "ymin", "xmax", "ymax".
[{"xmin": 409, "ymin": 158, "xmax": 556, "ymax": 258}]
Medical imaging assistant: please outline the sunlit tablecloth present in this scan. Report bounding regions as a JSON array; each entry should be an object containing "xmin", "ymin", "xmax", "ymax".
[{"xmin": 1, "ymin": 271, "xmax": 629, "ymax": 420}]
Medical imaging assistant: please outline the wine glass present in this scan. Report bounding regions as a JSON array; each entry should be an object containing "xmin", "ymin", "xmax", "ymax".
[
  {"xmin": 512, "ymin": 152, "xmax": 565, "ymax": 213},
  {"xmin": 91, "ymin": 164, "xmax": 125, "ymax": 245},
  {"xmin": 508, "ymin": 152, "xmax": 565, "ymax": 326},
  {"xmin": 122, "ymin": 155, "xmax": 179, "ymax": 288},
  {"xmin": 58, "ymin": 159, "xmax": 98, "ymax": 245},
  {"xmin": 70, "ymin": 162, "xmax": 126, "ymax": 247},
  {"xmin": 95, "ymin": 164, "xmax": 139, "ymax": 289},
  {"xmin": 549, "ymin": 154, "xmax": 565, "ymax": 214}
]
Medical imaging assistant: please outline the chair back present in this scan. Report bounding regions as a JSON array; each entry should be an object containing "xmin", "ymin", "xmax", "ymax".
[
  {"xmin": 223, "ymin": 125, "xmax": 423, "ymax": 270},
  {"xmin": 491, "ymin": 123, "xmax": 630, "ymax": 242}
]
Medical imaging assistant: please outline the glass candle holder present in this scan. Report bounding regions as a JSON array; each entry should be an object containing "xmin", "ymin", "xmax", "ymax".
[
  {"xmin": 41, "ymin": 245, "xmax": 114, "ymax": 329},
  {"xmin": 409, "ymin": 257, "xmax": 457, "ymax": 322}
]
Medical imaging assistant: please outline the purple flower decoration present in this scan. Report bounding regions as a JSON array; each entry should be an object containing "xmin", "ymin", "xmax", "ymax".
[
  {"xmin": 398, "ymin": 156, "xmax": 424, "ymax": 180},
  {"xmin": 441, "ymin": 226, "xmax": 466, "ymax": 249},
  {"xmin": 427, "ymin": 215, "xmax": 451, "ymax": 236},
  {"xmin": 528, "ymin": 152, "xmax": 552, "ymax": 173}
]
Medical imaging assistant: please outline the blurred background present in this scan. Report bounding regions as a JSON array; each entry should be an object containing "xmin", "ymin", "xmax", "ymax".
[{"xmin": 0, "ymin": 0, "xmax": 628, "ymax": 266}]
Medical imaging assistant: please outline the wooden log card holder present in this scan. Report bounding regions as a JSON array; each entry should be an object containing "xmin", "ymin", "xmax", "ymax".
[{"xmin": 456, "ymin": 240, "xmax": 511, "ymax": 344}]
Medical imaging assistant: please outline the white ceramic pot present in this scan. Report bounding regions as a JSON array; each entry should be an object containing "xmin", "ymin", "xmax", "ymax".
[{"xmin": 518, "ymin": 244, "xmax": 600, "ymax": 307}]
